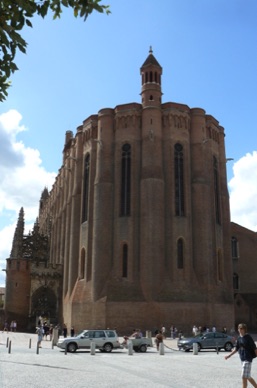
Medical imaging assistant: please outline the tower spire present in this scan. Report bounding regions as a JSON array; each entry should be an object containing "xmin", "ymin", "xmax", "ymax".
[
  {"xmin": 140, "ymin": 48, "xmax": 163, "ymax": 107},
  {"xmin": 10, "ymin": 207, "xmax": 25, "ymax": 259}
]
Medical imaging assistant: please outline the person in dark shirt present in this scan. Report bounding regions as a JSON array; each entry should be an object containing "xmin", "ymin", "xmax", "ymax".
[{"xmin": 225, "ymin": 323, "xmax": 257, "ymax": 388}]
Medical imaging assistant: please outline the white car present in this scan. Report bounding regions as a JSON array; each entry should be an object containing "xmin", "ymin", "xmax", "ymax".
[{"xmin": 57, "ymin": 329, "xmax": 121, "ymax": 353}]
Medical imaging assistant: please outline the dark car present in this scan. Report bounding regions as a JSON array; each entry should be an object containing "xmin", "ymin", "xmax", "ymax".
[{"xmin": 177, "ymin": 331, "xmax": 236, "ymax": 352}]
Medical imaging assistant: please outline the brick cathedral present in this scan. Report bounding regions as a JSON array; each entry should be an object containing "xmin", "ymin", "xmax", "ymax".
[{"xmin": 4, "ymin": 49, "xmax": 257, "ymax": 333}]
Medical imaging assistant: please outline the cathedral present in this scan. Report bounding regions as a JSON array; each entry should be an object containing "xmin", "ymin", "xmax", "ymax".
[{"xmin": 5, "ymin": 48, "xmax": 255, "ymax": 334}]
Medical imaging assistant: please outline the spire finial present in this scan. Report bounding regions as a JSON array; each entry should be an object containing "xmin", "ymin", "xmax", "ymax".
[{"xmin": 149, "ymin": 46, "xmax": 153, "ymax": 54}]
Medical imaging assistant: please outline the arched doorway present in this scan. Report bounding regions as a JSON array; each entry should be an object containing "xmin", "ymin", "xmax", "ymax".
[{"xmin": 31, "ymin": 286, "xmax": 58, "ymax": 326}]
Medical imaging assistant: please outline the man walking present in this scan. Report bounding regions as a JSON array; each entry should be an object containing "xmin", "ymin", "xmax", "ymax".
[{"xmin": 225, "ymin": 323, "xmax": 257, "ymax": 388}]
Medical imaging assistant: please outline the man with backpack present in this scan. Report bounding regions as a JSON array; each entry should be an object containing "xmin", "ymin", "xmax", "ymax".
[{"xmin": 225, "ymin": 323, "xmax": 257, "ymax": 388}]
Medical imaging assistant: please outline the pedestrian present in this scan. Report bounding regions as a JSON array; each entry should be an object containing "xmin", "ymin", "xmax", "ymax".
[
  {"xmin": 49, "ymin": 324, "xmax": 53, "ymax": 341},
  {"xmin": 43, "ymin": 321, "xmax": 50, "ymax": 340},
  {"xmin": 192, "ymin": 325, "xmax": 198, "ymax": 336},
  {"xmin": 36, "ymin": 325, "xmax": 44, "ymax": 348},
  {"xmin": 63, "ymin": 323, "xmax": 67, "ymax": 338},
  {"xmin": 225, "ymin": 323, "xmax": 257, "ymax": 388},
  {"xmin": 155, "ymin": 330, "xmax": 164, "ymax": 351},
  {"xmin": 71, "ymin": 327, "xmax": 75, "ymax": 337},
  {"xmin": 2, "ymin": 321, "xmax": 8, "ymax": 333}
]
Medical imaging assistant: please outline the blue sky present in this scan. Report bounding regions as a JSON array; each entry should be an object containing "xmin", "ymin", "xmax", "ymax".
[{"xmin": 0, "ymin": 0, "xmax": 257, "ymax": 286}]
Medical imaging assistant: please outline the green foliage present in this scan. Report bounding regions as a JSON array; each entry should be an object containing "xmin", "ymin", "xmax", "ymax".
[{"xmin": 0, "ymin": 0, "xmax": 110, "ymax": 102}]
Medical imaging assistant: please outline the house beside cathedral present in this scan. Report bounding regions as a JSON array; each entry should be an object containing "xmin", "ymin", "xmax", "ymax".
[{"xmin": 3, "ymin": 49, "xmax": 257, "ymax": 333}]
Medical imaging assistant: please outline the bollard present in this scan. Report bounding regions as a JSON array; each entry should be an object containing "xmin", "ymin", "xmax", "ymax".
[
  {"xmin": 65, "ymin": 342, "xmax": 68, "ymax": 355},
  {"xmin": 52, "ymin": 339, "xmax": 54, "ymax": 349},
  {"xmin": 29, "ymin": 338, "xmax": 32, "ymax": 349},
  {"xmin": 127, "ymin": 340, "xmax": 133, "ymax": 355},
  {"xmin": 216, "ymin": 346, "xmax": 219, "ymax": 354},
  {"xmin": 159, "ymin": 342, "xmax": 165, "ymax": 355},
  {"xmin": 90, "ymin": 342, "xmax": 96, "ymax": 355},
  {"xmin": 36, "ymin": 342, "xmax": 39, "ymax": 354},
  {"xmin": 193, "ymin": 342, "xmax": 198, "ymax": 355},
  {"xmin": 52, "ymin": 328, "xmax": 59, "ymax": 346},
  {"xmin": 8, "ymin": 340, "xmax": 11, "ymax": 354},
  {"xmin": 145, "ymin": 330, "xmax": 152, "ymax": 338},
  {"xmin": 6, "ymin": 337, "xmax": 9, "ymax": 348}
]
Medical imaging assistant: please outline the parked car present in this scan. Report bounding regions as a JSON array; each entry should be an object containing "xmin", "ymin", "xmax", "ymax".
[
  {"xmin": 123, "ymin": 337, "xmax": 153, "ymax": 352},
  {"xmin": 57, "ymin": 329, "xmax": 121, "ymax": 353},
  {"xmin": 177, "ymin": 331, "xmax": 236, "ymax": 352}
]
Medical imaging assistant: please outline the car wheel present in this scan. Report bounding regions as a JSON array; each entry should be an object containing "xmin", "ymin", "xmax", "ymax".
[
  {"xmin": 224, "ymin": 342, "xmax": 233, "ymax": 352},
  {"xmin": 67, "ymin": 342, "xmax": 77, "ymax": 353},
  {"xmin": 140, "ymin": 344, "xmax": 147, "ymax": 353},
  {"xmin": 103, "ymin": 343, "xmax": 113, "ymax": 353}
]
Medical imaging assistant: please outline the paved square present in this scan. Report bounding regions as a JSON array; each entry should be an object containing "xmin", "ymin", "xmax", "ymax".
[{"xmin": 1, "ymin": 332, "xmax": 257, "ymax": 387}]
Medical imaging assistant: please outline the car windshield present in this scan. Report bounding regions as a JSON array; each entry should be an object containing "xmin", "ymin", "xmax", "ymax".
[{"xmin": 77, "ymin": 331, "xmax": 88, "ymax": 337}]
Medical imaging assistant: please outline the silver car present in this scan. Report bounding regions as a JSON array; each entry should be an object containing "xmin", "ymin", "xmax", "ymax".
[
  {"xmin": 57, "ymin": 329, "xmax": 121, "ymax": 353},
  {"xmin": 177, "ymin": 331, "xmax": 236, "ymax": 352}
]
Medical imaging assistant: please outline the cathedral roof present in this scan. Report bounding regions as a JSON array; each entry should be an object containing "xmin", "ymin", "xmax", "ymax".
[{"xmin": 141, "ymin": 46, "xmax": 162, "ymax": 68}]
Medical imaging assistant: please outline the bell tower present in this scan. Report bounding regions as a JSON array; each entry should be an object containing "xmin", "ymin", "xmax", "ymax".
[
  {"xmin": 140, "ymin": 46, "xmax": 163, "ymax": 108},
  {"xmin": 139, "ymin": 48, "xmax": 165, "ymax": 299}
]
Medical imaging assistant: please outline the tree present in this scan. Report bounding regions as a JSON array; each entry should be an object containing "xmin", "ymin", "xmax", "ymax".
[{"xmin": 0, "ymin": 0, "xmax": 110, "ymax": 102}]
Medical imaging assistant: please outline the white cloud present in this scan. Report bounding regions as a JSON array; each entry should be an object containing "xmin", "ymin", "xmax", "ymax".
[
  {"xmin": 229, "ymin": 151, "xmax": 257, "ymax": 232},
  {"xmin": 0, "ymin": 110, "xmax": 56, "ymax": 286}
]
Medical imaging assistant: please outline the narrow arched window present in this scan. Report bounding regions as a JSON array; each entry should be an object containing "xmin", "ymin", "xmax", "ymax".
[
  {"xmin": 145, "ymin": 72, "xmax": 148, "ymax": 83},
  {"xmin": 174, "ymin": 143, "xmax": 185, "ymax": 216},
  {"xmin": 82, "ymin": 154, "xmax": 90, "ymax": 222},
  {"xmin": 80, "ymin": 248, "xmax": 85, "ymax": 279},
  {"xmin": 213, "ymin": 156, "xmax": 221, "ymax": 224},
  {"xmin": 233, "ymin": 273, "xmax": 239, "ymax": 290},
  {"xmin": 154, "ymin": 71, "xmax": 157, "ymax": 82},
  {"xmin": 217, "ymin": 250, "xmax": 223, "ymax": 281},
  {"xmin": 177, "ymin": 238, "xmax": 184, "ymax": 269},
  {"xmin": 231, "ymin": 236, "xmax": 239, "ymax": 258},
  {"xmin": 86, "ymin": 252, "xmax": 92, "ymax": 282},
  {"xmin": 150, "ymin": 71, "xmax": 153, "ymax": 82},
  {"xmin": 122, "ymin": 244, "xmax": 128, "ymax": 278},
  {"xmin": 120, "ymin": 144, "xmax": 131, "ymax": 216}
]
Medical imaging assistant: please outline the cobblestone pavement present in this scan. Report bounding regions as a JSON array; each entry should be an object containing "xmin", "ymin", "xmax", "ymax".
[{"xmin": 1, "ymin": 332, "xmax": 257, "ymax": 387}]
